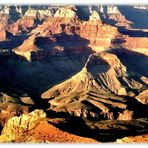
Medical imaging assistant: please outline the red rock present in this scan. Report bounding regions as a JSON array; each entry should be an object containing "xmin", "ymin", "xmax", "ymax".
[
  {"xmin": 0, "ymin": 23, "xmax": 6, "ymax": 41},
  {"xmin": 122, "ymin": 37, "xmax": 148, "ymax": 55},
  {"xmin": 7, "ymin": 17, "xmax": 35, "ymax": 35}
]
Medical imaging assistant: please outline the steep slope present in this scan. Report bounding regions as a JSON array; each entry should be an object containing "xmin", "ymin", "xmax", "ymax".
[
  {"xmin": 97, "ymin": 5, "xmax": 133, "ymax": 28},
  {"xmin": 0, "ymin": 23, "xmax": 6, "ymax": 41},
  {"xmin": 41, "ymin": 52, "xmax": 134, "ymax": 119},
  {"xmin": 41, "ymin": 52, "xmax": 147, "ymax": 120},
  {"xmin": 13, "ymin": 35, "xmax": 39, "ymax": 61},
  {"xmin": 0, "ymin": 109, "xmax": 97, "ymax": 143},
  {"xmin": 12, "ymin": 8, "xmax": 120, "ymax": 61},
  {"xmin": 42, "ymin": 53, "xmax": 127, "ymax": 97},
  {"xmin": 135, "ymin": 90, "xmax": 148, "ymax": 104},
  {"xmin": 122, "ymin": 37, "xmax": 148, "ymax": 56}
]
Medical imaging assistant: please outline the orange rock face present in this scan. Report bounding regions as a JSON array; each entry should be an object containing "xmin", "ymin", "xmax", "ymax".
[
  {"xmin": 32, "ymin": 17, "xmax": 119, "ymax": 48},
  {"xmin": 13, "ymin": 16, "xmax": 120, "ymax": 61},
  {"xmin": 23, "ymin": 120, "xmax": 97, "ymax": 143},
  {"xmin": 122, "ymin": 37, "xmax": 148, "ymax": 55},
  {"xmin": 79, "ymin": 20, "xmax": 119, "ymax": 48},
  {"xmin": 7, "ymin": 17, "xmax": 35, "ymax": 35},
  {"xmin": 0, "ymin": 23, "xmax": 6, "ymax": 41}
]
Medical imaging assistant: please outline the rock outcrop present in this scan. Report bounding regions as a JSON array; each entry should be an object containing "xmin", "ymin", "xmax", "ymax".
[
  {"xmin": 54, "ymin": 7, "xmax": 78, "ymax": 19},
  {"xmin": 13, "ymin": 13, "xmax": 120, "ymax": 61},
  {"xmin": 89, "ymin": 11, "xmax": 101, "ymax": 21},
  {"xmin": 0, "ymin": 109, "xmax": 97, "ymax": 143},
  {"xmin": 0, "ymin": 109, "xmax": 46, "ymax": 142},
  {"xmin": 13, "ymin": 35, "xmax": 39, "ymax": 61},
  {"xmin": 24, "ymin": 7, "xmax": 54, "ymax": 20},
  {"xmin": 98, "ymin": 5, "xmax": 133, "ymax": 27},
  {"xmin": 7, "ymin": 17, "xmax": 35, "ymax": 35},
  {"xmin": 0, "ymin": 23, "xmax": 6, "ymax": 41},
  {"xmin": 135, "ymin": 90, "xmax": 148, "ymax": 104},
  {"xmin": 41, "ymin": 52, "xmax": 130, "ymax": 119},
  {"xmin": 122, "ymin": 37, "xmax": 148, "ymax": 56},
  {"xmin": 0, "ymin": 92, "xmax": 30, "ymax": 127}
]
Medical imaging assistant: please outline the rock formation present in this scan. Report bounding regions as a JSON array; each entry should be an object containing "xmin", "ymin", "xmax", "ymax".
[
  {"xmin": 0, "ymin": 23, "xmax": 6, "ymax": 41},
  {"xmin": 54, "ymin": 7, "xmax": 78, "ymax": 19},
  {"xmin": 7, "ymin": 17, "xmax": 35, "ymax": 35},
  {"xmin": 135, "ymin": 90, "xmax": 148, "ymax": 104},
  {"xmin": 0, "ymin": 109, "xmax": 97, "ymax": 143},
  {"xmin": 89, "ymin": 11, "xmax": 101, "ymax": 21},
  {"xmin": 41, "ymin": 52, "xmax": 145, "ymax": 120},
  {"xmin": 24, "ymin": 7, "xmax": 54, "ymax": 20},
  {"xmin": 13, "ymin": 35, "xmax": 40, "ymax": 61},
  {"xmin": 13, "ymin": 12, "xmax": 120, "ymax": 61},
  {"xmin": 0, "ymin": 92, "xmax": 30, "ymax": 127},
  {"xmin": 4, "ymin": 5, "xmax": 147, "ymax": 61},
  {"xmin": 122, "ymin": 37, "xmax": 148, "ymax": 56},
  {"xmin": 0, "ymin": 109, "xmax": 46, "ymax": 142},
  {"xmin": 116, "ymin": 134, "xmax": 148, "ymax": 143},
  {"xmin": 97, "ymin": 5, "xmax": 133, "ymax": 28}
]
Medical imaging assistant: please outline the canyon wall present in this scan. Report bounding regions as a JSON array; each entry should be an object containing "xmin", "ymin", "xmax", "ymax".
[
  {"xmin": 122, "ymin": 37, "xmax": 148, "ymax": 55},
  {"xmin": 13, "ymin": 8, "xmax": 120, "ymax": 61},
  {"xmin": 0, "ymin": 5, "xmax": 147, "ymax": 60}
]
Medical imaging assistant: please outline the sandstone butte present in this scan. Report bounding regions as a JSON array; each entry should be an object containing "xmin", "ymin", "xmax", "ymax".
[{"xmin": 41, "ymin": 52, "xmax": 132, "ymax": 120}]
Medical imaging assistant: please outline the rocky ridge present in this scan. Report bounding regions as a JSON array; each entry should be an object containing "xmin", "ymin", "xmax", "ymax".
[
  {"xmin": 41, "ymin": 52, "xmax": 147, "ymax": 120},
  {"xmin": 0, "ymin": 109, "xmax": 46, "ymax": 142},
  {"xmin": 0, "ymin": 109, "xmax": 97, "ymax": 143}
]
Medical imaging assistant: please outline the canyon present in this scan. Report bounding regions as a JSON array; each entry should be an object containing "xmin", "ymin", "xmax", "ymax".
[{"xmin": 0, "ymin": 5, "xmax": 148, "ymax": 143}]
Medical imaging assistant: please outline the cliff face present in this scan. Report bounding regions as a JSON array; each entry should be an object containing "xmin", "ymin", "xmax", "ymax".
[
  {"xmin": 1, "ymin": 5, "xmax": 148, "ymax": 29},
  {"xmin": 135, "ymin": 90, "xmax": 148, "ymax": 104},
  {"xmin": 54, "ymin": 7, "xmax": 78, "ymax": 19},
  {"xmin": 1, "ymin": 5, "xmax": 148, "ymax": 53},
  {"xmin": 0, "ymin": 23, "xmax": 6, "ymax": 41},
  {"xmin": 0, "ymin": 109, "xmax": 46, "ymax": 142},
  {"xmin": 0, "ymin": 109, "xmax": 97, "ymax": 143},
  {"xmin": 98, "ymin": 6, "xmax": 133, "ymax": 27},
  {"xmin": 79, "ymin": 20, "xmax": 119, "ymax": 50},
  {"xmin": 41, "ymin": 52, "xmax": 147, "ymax": 120},
  {"xmin": 24, "ymin": 7, "xmax": 54, "ymax": 20},
  {"xmin": 7, "ymin": 17, "xmax": 35, "ymax": 35},
  {"xmin": 122, "ymin": 37, "xmax": 148, "ymax": 56},
  {"xmin": 13, "ymin": 8, "xmax": 120, "ymax": 61}
]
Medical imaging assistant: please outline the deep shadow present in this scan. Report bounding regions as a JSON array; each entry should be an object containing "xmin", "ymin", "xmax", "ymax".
[
  {"xmin": 0, "ymin": 122, "xmax": 2, "ymax": 135},
  {"xmin": 125, "ymin": 95, "xmax": 148, "ymax": 118},
  {"xmin": 8, "ymin": 5, "xmax": 21, "ymax": 22},
  {"xmin": 0, "ymin": 23, "xmax": 93, "ymax": 105},
  {"xmin": 75, "ymin": 5, "xmax": 91, "ymax": 21},
  {"xmin": 0, "ymin": 33, "xmax": 28, "ymax": 49},
  {"xmin": 46, "ymin": 110, "xmax": 148, "ymax": 142},
  {"xmin": 118, "ymin": 27, "xmax": 148, "ymax": 37},
  {"xmin": 53, "ymin": 24, "xmax": 92, "ymax": 56},
  {"xmin": 108, "ymin": 48, "xmax": 148, "ymax": 77}
]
